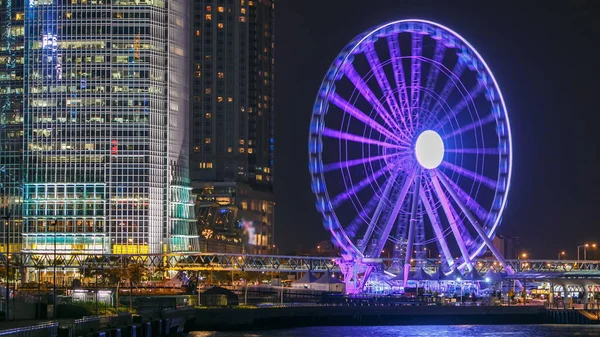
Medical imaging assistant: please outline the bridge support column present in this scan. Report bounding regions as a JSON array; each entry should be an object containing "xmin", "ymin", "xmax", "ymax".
[{"xmin": 548, "ymin": 282, "xmax": 554, "ymax": 308}]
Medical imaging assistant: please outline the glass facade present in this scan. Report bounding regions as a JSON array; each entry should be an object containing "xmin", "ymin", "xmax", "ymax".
[
  {"xmin": 0, "ymin": 0, "xmax": 26, "ymax": 253},
  {"xmin": 4, "ymin": 0, "xmax": 198, "ymax": 255}
]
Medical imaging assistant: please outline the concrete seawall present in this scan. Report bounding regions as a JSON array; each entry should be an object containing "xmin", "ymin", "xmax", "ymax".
[{"xmin": 192, "ymin": 305, "xmax": 549, "ymax": 331}]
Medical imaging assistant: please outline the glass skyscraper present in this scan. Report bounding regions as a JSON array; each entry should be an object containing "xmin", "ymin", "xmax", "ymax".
[
  {"xmin": 1, "ymin": 0, "xmax": 26, "ymax": 255},
  {"xmin": 0, "ymin": 0, "xmax": 198, "ymax": 257}
]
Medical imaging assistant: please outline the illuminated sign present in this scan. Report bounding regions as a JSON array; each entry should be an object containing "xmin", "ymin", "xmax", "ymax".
[
  {"xmin": 239, "ymin": 218, "xmax": 257, "ymax": 245},
  {"xmin": 42, "ymin": 34, "xmax": 58, "ymax": 49}
]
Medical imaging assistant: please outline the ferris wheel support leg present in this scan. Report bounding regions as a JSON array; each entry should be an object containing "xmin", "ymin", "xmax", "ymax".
[
  {"xmin": 336, "ymin": 258, "xmax": 365, "ymax": 294},
  {"xmin": 435, "ymin": 171, "xmax": 516, "ymax": 277},
  {"xmin": 403, "ymin": 169, "xmax": 422, "ymax": 288}
]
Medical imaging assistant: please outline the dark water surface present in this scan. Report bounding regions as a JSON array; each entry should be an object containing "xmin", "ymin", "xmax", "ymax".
[{"xmin": 189, "ymin": 325, "xmax": 600, "ymax": 337}]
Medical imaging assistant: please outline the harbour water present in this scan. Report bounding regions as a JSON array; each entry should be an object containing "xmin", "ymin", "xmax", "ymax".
[{"xmin": 189, "ymin": 324, "xmax": 600, "ymax": 337}]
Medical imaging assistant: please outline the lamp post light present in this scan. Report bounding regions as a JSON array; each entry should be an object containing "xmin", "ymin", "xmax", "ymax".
[
  {"xmin": 577, "ymin": 243, "xmax": 597, "ymax": 264},
  {"xmin": 517, "ymin": 253, "xmax": 527, "ymax": 272},
  {"xmin": 558, "ymin": 251, "xmax": 565, "ymax": 260},
  {"xmin": 515, "ymin": 252, "xmax": 527, "ymax": 296},
  {"xmin": 585, "ymin": 244, "xmax": 597, "ymax": 261}
]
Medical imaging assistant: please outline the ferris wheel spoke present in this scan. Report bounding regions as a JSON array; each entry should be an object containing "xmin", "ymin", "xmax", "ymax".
[
  {"xmin": 362, "ymin": 43, "xmax": 409, "ymax": 133},
  {"xmin": 443, "ymin": 113, "xmax": 496, "ymax": 140},
  {"xmin": 449, "ymin": 198, "xmax": 478, "ymax": 251},
  {"xmin": 341, "ymin": 63, "xmax": 406, "ymax": 136},
  {"xmin": 328, "ymin": 92, "xmax": 409, "ymax": 146},
  {"xmin": 437, "ymin": 83, "xmax": 486, "ymax": 129},
  {"xmin": 345, "ymin": 194, "xmax": 381, "ymax": 241},
  {"xmin": 426, "ymin": 175, "xmax": 477, "ymax": 256},
  {"xmin": 322, "ymin": 127, "xmax": 404, "ymax": 149},
  {"xmin": 330, "ymin": 165, "xmax": 389, "ymax": 208},
  {"xmin": 429, "ymin": 171, "xmax": 474, "ymax": 271},
  {"xmin": 440, "ymin": 161, "xmax": 497, "ymax": 190},
  {"xmin": 401, "ymin": 168, "xmax": 422, "ymax": 286},
  {"xmin": 323, "ymin": 151, "xmax": 407, "ymax": 173},
  {"xmin": 419, "ymin": 179, "xmax": 454, "ymax": 267},
  {"xmin": 386, "ymin": 34, "xmax": 411, "ymax": 118},
  {"xmin": 436, "ymin": 170, "xmax": 513, "ymax": 272},
  {"xmin": 446, "ymin": 147, "xmax": 500, "ymax": 155},
  {"xmin": 436, "ymin": 170, "xmax": 491, "ymax": 222},
  {"xmin": 410, "ymin": 34, "xmax": 423, "ymax": 113},
  {"xmin": 420, "ymin": 41, "xmax": 447, "ymax": 113},
  {"xmin": 369, "ymin": 167, "xmax": 417, "ymax": 258},
  {"xmin": 427, "ymin": 60, "xmax": 467, "ymax": 120},
  {"xmin": 357, "ymin": 169, "xmax": 400, "ymax": 254}
]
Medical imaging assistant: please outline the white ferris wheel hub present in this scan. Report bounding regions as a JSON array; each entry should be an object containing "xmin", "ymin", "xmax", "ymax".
[{"xmin": 415, "ymin": 130, "xmax": 444, "ymax": 169}]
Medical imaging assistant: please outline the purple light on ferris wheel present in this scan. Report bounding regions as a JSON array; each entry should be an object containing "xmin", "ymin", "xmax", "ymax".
[
  {"xmin": 386, "ymin": 34, "xmax": 411, "ymax": 118},
  {"xmin": 436, "ymin": 169, "xmax": 491, "ymax": 224},
  {"xmin": 341, "ymin": 63, "xmax": 405, "ymax": 136},
  {"xmin": 328, "ymin": 91, "xmax": 406, "ymax": 144},
  {"xmin": 322, "ymin": 151, "xmax": 405, "ymax": 173},
  {"xmin": 309, "ymin": 19, "xmax": 513, "ymax": 293},
  {"xmin": 443, "ymin": 113, "xmax": 495, "ymax": 140},
  {"xmin": 321, "ymin": 127, "xmax": 403, "ymax": 149},
  {"xmin": 440, "ymin": 160, "xmax": 497, "ymax": 190}
]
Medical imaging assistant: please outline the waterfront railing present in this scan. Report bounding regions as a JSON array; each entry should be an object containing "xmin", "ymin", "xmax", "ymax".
[{"xmin": 0, "ymin": 322, "xmax": 58, "ymax": 337}]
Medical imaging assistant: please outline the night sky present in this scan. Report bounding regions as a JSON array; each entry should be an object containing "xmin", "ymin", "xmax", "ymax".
[{"xmin": 274, "ymin": 1, "xmax": 599, "ymax": 259}]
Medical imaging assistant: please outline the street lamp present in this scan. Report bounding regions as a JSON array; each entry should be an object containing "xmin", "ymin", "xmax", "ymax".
[
  {"xmin": 517, "ymin": 253, "xmax": 527, "ymax": 272},
  {"xmin": 577, "ymin": 243, "xmax": 597, "ymax": 263},
  {"xmin": 558, "ymin": 251, "xmax": 565, "ymax": 260},
  {"xmin": 585, "ymin": 244, "xmax": 597, "ymax": 261}
]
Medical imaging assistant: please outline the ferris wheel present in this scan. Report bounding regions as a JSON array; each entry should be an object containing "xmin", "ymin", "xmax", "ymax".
[{"xmin": 309, "ymin": 20, "xmax": 513, "ymax": 285}]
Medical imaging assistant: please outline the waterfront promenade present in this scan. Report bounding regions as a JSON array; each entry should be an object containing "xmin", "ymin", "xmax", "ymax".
[{"xmin": 2, "ymin": 301, "xmax": 600, "ymax": 335}]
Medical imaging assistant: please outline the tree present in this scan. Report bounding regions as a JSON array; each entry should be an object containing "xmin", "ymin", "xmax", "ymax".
[
  {"xmin": 0, "ymin": 264, "xmax": 17, "ymax": 282},
  {"xmin": 126, "ymin": 262, "xmax": 147, "ymax": 286},
  {"xmin": 101, "ymin": 258, "xmax": 127, "ymax": 308},
  {"xmin": 148, "ymin": 262, "xmax": 167, "ymax": 281},
  {"xmin": 125, "ymin": 262, "xmax": 147, "ymax": 310}
]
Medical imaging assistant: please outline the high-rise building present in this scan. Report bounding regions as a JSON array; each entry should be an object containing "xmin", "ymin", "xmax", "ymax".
[
  {"xmin": 189, "ymin": 0, "xmax": 274, "ymax": 188},
  {"xmin": 0, "ymin": 0, "xmax": 26, "ymax": 254},
  {"xmin": 189, "ymin": 0, "xmax": 275, "ymax": 251},
  {"xmin": 0, "ymin": 0, "xmax": 199, "ymax": 259}
]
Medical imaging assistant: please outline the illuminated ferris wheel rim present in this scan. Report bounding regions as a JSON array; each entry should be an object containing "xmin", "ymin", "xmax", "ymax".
[{"xmin": 309, "ymin": 19, "xmax": 513, "ymax": 269}]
